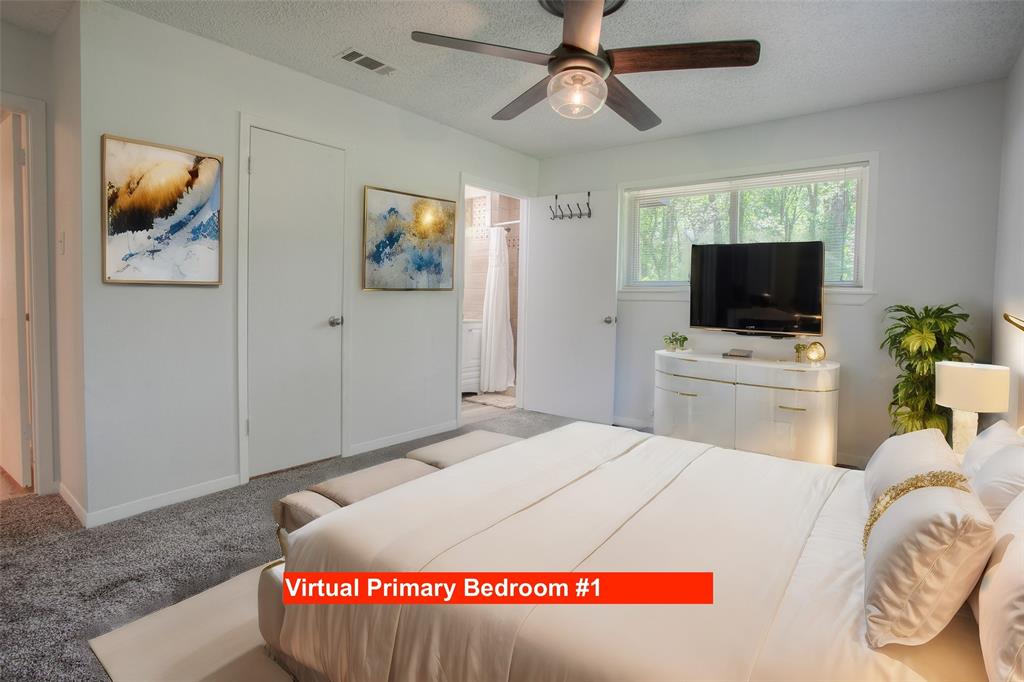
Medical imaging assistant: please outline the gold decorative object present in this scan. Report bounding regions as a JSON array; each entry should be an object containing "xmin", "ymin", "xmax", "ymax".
[
  {"xmin": 805, "ymin": 341, "xmax": 826, "ymax": 363},
  {"xmin": 862, "ymin": 470, "xmax": 971, "ymax": 553},
  {"xmin": 793, "ymin": 343, "xmax": 808, "ymax": 362},
  {"xmin": 1005, "ymin": 312, "xmax": 1024, "ymax": 333}
]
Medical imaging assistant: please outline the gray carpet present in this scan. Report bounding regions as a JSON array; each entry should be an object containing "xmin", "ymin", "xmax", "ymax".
[{"xmin": 0, "ymin": 410, "xmax": 572, "ymax": 681}]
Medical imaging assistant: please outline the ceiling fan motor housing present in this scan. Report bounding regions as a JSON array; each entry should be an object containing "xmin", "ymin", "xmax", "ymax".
[{"xmin": 548, "ymin": 44, "xmax": 611, "ymax": 79}]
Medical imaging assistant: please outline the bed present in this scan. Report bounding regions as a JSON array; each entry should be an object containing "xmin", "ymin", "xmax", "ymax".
[{"xmin": 261, "ymin": 422, "xmax": 986, "ymax": 682}]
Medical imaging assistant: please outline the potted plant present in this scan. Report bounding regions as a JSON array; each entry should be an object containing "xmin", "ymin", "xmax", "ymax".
[
  {"xmin": 881, "ymin": 304, "xmax": 974, "ymax": 436},
  {"xmin": 664, "ymin": 332, "xmax": 688, "ymax": 352},
  {"xmin": 793, "ymin": 343, "xmax": 808, "ymax": 363}
]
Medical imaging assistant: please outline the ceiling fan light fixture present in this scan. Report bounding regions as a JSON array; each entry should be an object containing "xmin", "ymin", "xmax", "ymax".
[{"xmin": 547, "ymin": 68, "xmax": 607, "ymax": 119}]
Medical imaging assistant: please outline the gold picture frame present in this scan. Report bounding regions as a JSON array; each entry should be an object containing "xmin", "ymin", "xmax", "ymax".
[
  {"xmin": 362, "ymin": 185, "xmax": 457, "ymax": 291},
  {"xmin": 101, "ymin": 134, "xmax": 224, "ymax": 286}
]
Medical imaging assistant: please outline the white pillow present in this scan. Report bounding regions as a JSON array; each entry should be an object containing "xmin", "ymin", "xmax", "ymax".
[
  {"xmin": 974, "ymin": 492, "xmax": 1024, "ymax": 682},
  {"xmin": 963, "ymin": 420, "xmax": 1024, "ymax": 479},
  {"xmin": 862, "ymin": 429, "xmax": 996, "ymax": 648},
  {"xmin": 973, "ymin": 444, "xmax": 1024, "ymax": 520},
  {"xmin": 864, "ymin": 428, "xmax": 960, "ymax": 503}
]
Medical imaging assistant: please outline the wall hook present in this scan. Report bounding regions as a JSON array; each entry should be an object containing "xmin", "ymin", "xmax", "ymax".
[
  {"xmin": 558, "ymin": 204, "xmax": 565, "ymax": 219},
  {"xmin": 575, "ymin": 202, "xmax": 583, "ymax": 219},
  {"xmin": 586, "ymin": 191, "xmax": 592, "ymax": 218}
]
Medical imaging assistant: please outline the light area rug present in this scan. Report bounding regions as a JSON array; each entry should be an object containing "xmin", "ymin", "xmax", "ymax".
[
  {"xmin": 464, "ymin": 391, "xmax": 516, "ymax": 409},
  {"xmin": 89, "ymin": 562, "xmax": 289, "ymax": 682}
]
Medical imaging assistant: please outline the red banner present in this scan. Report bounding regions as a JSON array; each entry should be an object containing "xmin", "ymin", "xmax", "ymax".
[{"xmin": 282, "ymin": 571, "xmax": 713, "ymax": 605}]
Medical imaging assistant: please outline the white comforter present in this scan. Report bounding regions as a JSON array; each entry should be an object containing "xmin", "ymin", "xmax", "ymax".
[{"xmin": 279, "ymin": 422, "xmax": 985, "ymax": 682}]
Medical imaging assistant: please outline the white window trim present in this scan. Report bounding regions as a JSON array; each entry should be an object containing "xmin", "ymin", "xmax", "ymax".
[{"xmin": 617, "ymin": 153, "xmax": 878, "ymax": 306}]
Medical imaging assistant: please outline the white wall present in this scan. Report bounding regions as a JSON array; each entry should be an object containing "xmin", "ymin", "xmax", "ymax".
[
  {"xmin": 539, "ymin": 82, "xmax": 1005, "ymax": 466},
  {"xmin": 51, "ymin": 5, "xmax": 87, "ymax": 513},
  {"xmin": 1, "ymin": 22, "xmax": 51, "ymax": 102},
  {"xmin": 70, "ymin": 2, "xmax": 538, "ymax": 520},
  {"xmin": 994, "ymin": 48, "xmax": 1024, "ymax": 426}
]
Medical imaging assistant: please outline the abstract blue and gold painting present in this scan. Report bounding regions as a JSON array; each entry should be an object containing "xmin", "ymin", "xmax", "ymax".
[
  {"xmin": 363, "ymin": 186, "xmax": 456, "ymax": 290},
  {"xmin": 102, "ymin": 135, "xmax": 222, "ymax": 285}
]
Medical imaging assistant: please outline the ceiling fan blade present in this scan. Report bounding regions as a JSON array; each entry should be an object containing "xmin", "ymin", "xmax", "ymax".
[
  {"xmin": 411, "ymin": 31, "xmax": 550, "ymax": 67},
  {"xmin": 492, "ymin": 76, "xmax": 553, "ymax": 120},
  {"xmin": 562, "ymin": 0, "xmax": 604, "ymax": 54},
  {"xmin": 604, "ymin": 76, "xmax": 661, "ymax": 131},
  {"xmin": 608, "ymin": 40, "xmax": 761, "ymax": 74}
]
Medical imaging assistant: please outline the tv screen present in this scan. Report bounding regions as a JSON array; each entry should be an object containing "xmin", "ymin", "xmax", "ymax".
[{"xmin": 690, "ymin": 242, "xmax": 824, "ymax": 336}]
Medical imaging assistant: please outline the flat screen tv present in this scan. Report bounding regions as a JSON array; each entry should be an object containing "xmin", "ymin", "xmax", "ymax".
[{"xmin": 690, "ymin": 241, "xmax": 824, "ymax": 337}]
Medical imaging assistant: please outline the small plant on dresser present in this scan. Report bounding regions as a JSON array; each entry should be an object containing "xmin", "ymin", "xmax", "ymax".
[{"xmin": 663, "ymin": 332, "xmax": 689, "ymax": 352}]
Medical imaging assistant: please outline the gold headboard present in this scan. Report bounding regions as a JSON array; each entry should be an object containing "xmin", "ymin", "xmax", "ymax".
[{"xmin": 1005, "ymin": 313, "xmax": 1024, "ymax": 333}]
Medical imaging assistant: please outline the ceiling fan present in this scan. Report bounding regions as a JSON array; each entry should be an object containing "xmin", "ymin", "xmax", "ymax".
[{"xmin": 411, "ymin": 0, "xmax": 760, "ymax": 131}]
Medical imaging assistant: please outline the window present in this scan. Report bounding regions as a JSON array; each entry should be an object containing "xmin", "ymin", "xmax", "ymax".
[{"xmin": 623, "ymin": 163, "xmax": 868, "ymax": 290}]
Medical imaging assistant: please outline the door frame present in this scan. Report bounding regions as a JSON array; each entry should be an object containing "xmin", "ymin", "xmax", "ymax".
[
  {"xmin": 455, "ymin": 174, "xmax": 531, "ymax": 424},
  {"xmin": 236, "ymin": 113, "xmax": 348, "ymax": 483},
  {"xmin": 1, "ymin": 92, "xmax": 56, "ymax": 494}
]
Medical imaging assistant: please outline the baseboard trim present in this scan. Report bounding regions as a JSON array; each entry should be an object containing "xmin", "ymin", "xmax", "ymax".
[
  {"xmin": 613, "ymin": 415, "xmax": 652, "ymax": 430},
  {"xmin": 348, "ymin": 420, "xmax": 459, "ymax": 457},
  {"xmin": 83, "ymin": 474, "xmax": 241, "ymax": 528},
  {"xmin": 59, "ymin": 483, "xmax": 87, "ymax": 526}
]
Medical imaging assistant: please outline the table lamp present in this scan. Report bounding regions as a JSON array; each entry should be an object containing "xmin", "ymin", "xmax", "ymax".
[{"xmin": 935, "ymin": 361, "xmax": 1010, "ymax": 454}]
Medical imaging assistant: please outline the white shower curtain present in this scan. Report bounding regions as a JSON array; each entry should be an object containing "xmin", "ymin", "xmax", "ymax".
[{"xmin": 480, "ymin": 227, "xmax": 515, "ymax": 393}]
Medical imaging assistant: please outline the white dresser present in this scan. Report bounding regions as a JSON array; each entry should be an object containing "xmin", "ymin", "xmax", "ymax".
[{"xmin": 653, "ymin": 350, "xmax": 840, "ymax": 465}]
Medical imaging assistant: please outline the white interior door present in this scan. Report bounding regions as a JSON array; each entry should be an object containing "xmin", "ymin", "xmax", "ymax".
[
  {"xmin": 0, "ymin": 111, "xmax": 32, "ymax": 486},
  {"xmin": 522, "ymin": 191, "xmax": 618, "ymax": 423},
  {"xmin": 247, "ymin": 128, "xmax": 345, "ymax": 476}
]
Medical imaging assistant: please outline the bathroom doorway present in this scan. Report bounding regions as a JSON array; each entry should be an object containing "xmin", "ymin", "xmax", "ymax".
[
  {"xmin": 0, "ymin": 92, "xmax": 56, "ymax": 499},
  {"xmin": 460, "ymin": 185, "xmax": 523, "ymax": 424}
]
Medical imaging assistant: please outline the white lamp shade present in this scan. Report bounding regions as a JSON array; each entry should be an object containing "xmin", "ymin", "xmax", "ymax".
[{"xmin": 935, "ymin": 362, "xmax": 1010, "ymax": 413}]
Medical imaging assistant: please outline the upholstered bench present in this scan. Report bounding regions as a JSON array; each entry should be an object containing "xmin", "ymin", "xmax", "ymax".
[
  {"xmin": 273, "ymin": 458, "xmax": 436, "ymax": 534},
  {"xmin": 406, "ymin": 430, "xmax": 522, "ymax": 468},
  {"xmin": 273, "ymin": 430, "xmax": 524, "ymax": 536}
]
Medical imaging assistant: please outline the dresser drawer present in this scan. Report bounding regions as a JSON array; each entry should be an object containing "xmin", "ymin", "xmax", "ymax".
[
  {"xmin": 734, "ymin": 384, "xmax": 838, "ymax": 465},
  {"xmin": 654, "ymin": 378, "xmax": 735, "ymax": 449},
  {"xmin": 656, "ymin": 354, "xmax": 736, "ymax": 383},
  {"xmin": 656, "ymin": 372, "xmax": 713, "ymax": 396},
  {"xmin": 735, "ymin": 363, "xmax": 839, "ymax": 392}
]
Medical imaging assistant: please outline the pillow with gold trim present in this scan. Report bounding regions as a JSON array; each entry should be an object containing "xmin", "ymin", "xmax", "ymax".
[
  {"xmin": 862, "ymin": 429, "xmax": 996, "ymax": 648},
  {"xmin": 973, "ymin": 492, "xmax": 1024, "ymax": 682}
]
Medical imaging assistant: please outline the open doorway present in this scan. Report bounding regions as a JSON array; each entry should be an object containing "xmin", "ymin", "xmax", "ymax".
[
  {"xmin": 460, "ymin": 185, "xmax": 523, "ymax": 424},
  {"xmin": 1, "ymin": 108, "xmax": 33, "ymax": 499},
  {"xmin": 1, "ymin": 91, "xmax": 55, "ymax": 501}
]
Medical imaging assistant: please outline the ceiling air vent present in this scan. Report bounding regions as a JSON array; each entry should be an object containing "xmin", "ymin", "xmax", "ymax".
[{"xmin": 334, "ymin": 47, "xmax": 396, "ymax": 76}]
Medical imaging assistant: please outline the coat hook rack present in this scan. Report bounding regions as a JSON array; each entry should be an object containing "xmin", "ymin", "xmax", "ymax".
[{"xmin": 548, "ymin": 191, "xmax": 594, "ymax": 221}]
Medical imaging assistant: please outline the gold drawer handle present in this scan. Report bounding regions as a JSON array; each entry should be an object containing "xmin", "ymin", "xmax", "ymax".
[
  {"xmin": 676, "ymin": 391, "xmax": 698, "ymax": 398},
  {"xmin": 783, "ymin": 368, "xmax": 807, "ymax": 373},
  {"xmin": 778, "ymin": 405, "xmax": 806, "ymax": 412}
]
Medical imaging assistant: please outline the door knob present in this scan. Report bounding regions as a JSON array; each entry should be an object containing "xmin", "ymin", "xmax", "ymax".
[
  {"xmin": 603, "ymin": 316, "xmax": 615, "ymax": 324},
  {"xmin": 328, "ymin": 315, "xmax": 343, "ymax": 327}
]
